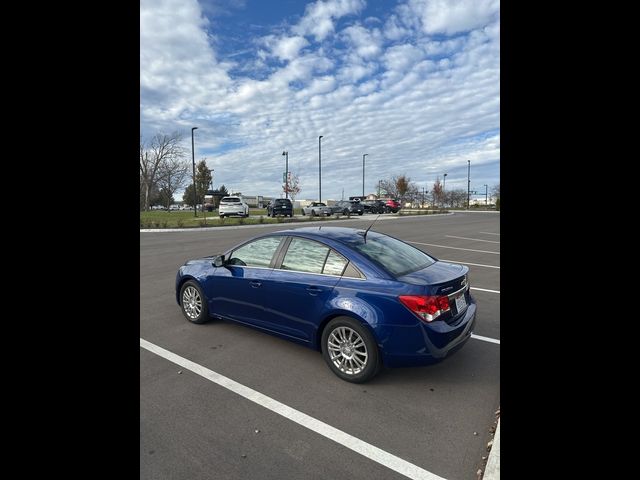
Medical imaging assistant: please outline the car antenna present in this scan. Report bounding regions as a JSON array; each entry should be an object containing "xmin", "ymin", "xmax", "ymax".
[{"xmin": 362, "ymin": 215, "xmax": 381, "ymax": 243}]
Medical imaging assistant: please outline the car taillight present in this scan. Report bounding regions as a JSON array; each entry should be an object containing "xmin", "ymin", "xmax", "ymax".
[{"xmin": 398, "ymin": 295, "xmax": 450, "ymax": 322}]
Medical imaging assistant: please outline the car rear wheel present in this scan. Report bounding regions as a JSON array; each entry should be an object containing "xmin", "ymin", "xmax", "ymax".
[
  {"xmin": 219, "ymin": 214, "xmax": 225, "ymax": 218},
  {"xmin": 322, "ymin": 317, "xmax": 381, "ymax": 383},
  {"xmin": 180, "ymin": 280, "xmax": 209, "ymax": 324}
]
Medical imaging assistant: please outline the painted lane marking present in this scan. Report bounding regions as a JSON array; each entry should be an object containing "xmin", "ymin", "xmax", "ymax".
[
  {"xmin": 407, "ymin": 241, "xmax": 500, "ymax": 255},
  {"xmin": 479, "ymin": 232, "xmax": 500, "ymax": 236},
  {"xmin": 445, "ymin": 235, "xmax": 500, "ymax": 244},
  {"xmin": 471, "ymin": 334, "xmax": 500, "ymax": 345},
  {"xmin": 470, "ymin": 287, "xmax": 500, "ymax": 294},
  {"xmin": 140, "ymin": 338, "xmax": 446, "ymax": 480},
  {"xmin": 440, "ymin": 259, "xmax": 500, "ymax": 269}
]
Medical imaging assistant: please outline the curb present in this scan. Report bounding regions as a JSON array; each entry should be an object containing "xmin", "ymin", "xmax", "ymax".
[
  {"xmin": 140, "ymin": 212, "xmax": 455, "ymax": 233},
  {"xmin": 482, "ymin": 417, "xmax": 500, "ymax": 479}
]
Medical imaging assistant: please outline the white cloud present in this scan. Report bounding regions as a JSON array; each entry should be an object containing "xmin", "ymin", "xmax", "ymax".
[
  {"xmin": 140, "ymin": 0, "xmax": 500, "ymax": 200},
  {"xmin": 383, "ymin": 14, "xmax": 411, "ymax": 41},
  {"xmin": 263, "ymin": 35, "xmax": 309, "ymax": 62},
  {"xmin": 383, "ymin": 43, "xmax": 424, "ymax": 73},
  {"xmin": 342, "ymin": 25, "xmax": 383, "ymax": 59},
  {"xmin": 407, "ymin": 0, "xmax": 500, "ymax": 35},
  {"xmin": 294, "ymin": 0, "xmax": 366, "ymax": 41}
]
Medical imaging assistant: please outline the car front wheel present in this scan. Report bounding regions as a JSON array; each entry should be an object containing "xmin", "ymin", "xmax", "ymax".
[
  {"xmin": 321, "ymin": 317, "xmax": 381, "ymax": 383},
  {"xmin": 180, "ymin": 280, "xmax": 209, "ymax": 324}
]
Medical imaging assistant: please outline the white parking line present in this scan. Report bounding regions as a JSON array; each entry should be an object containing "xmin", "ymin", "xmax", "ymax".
[
  {"xmin": 408, "ymin": 241, "xmax": 500, "ymax": 255},
  {"xmin": 440, "ymin": 259, "xmax": 500, "ymax": 269},
  {"xmin": 470, "ymin": 287, "xmax": 500, "ymax": 294},
  {"xmin": 140, "ymin": 338, "xmax": 446, "ymax": 480},
  {"xmin": 445, "ymin": 235, "xmax": 500, "ymax": 244},
  {"xmin": 479, "ymin": 232, "xmax": 500, "ymax": 236},
  {"xmin": 471, "ymin": 334, "xmax": 500, "ymax": 345}
]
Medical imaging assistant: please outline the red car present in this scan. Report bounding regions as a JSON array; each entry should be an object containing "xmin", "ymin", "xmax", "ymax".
[{"xmin": 385, "ymin": 199, "xmax": 401, "ymax": 213}]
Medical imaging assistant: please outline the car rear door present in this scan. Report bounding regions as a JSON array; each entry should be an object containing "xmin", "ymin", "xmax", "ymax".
[{"xmin": 260, "ymin": 237, "xmax": 345, "ymax": 342}]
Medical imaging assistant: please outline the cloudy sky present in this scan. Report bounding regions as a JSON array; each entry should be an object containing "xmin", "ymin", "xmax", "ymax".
[{"xmin": 140, "ymin": 0, "xmax": 499, "ymax": 201}]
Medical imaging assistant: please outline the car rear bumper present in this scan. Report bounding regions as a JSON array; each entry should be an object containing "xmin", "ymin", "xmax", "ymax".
[
  {"xmin": 377, "ymin": 302, "xmax": 476, "ymax": 368},
  {"xmin": 220, "ymin": 207, "xmax": 245, "ymax": 215}
]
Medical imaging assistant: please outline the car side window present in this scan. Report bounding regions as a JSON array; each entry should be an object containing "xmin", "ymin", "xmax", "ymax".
[
  {"xmin": 228, "ymin": 237, "xmax": 282, "ymax": 267},
  {"xmin": 323, "ymin": 251, "xmax": 347, "ymax": 276},
  {"xmin": 281, "ymin": 238, "xmax": 348, "ymax": 276}
]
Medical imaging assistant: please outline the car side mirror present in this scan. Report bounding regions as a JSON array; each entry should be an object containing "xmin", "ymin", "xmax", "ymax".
[{"xmin": 213, "ymin": 254, "xmax": 225, "ymax": 268}]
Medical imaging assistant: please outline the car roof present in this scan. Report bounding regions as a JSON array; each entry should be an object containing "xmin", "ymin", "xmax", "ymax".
[{"xmin": 270, "ymin": 226, "xmax": 382, "ymax": 246}]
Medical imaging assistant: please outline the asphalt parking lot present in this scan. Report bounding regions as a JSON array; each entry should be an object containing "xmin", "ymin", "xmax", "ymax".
[{"xmin": 140, "ymin": 212, "xmax": 500, "ymax": 480}]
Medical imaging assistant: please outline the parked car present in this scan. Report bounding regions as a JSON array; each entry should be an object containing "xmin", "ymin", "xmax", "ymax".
[
  {"xmin": 175, "ymin": 227, "xmax": 475, "ymax": 383},
  {"xmin": 334, "ymin": 200, "xmax": 364, "ymax": 216},
  {"xmin": 385, "ymin": 199, "xmax": 401, "ymax": 213},
  {"xmin": 219, "ymin": 196, "xmax": 249, "ymax": 218},
  {"xmin": 302, "ymin": 202, "xmax": 332, "ymax": 217},
  {"xmin": 361, "ymin": 200, "xmax": 387, "ymax": 214},
  {"xmin": 267, "ymin": 198, "xmax": 293, "ymax": 217}
]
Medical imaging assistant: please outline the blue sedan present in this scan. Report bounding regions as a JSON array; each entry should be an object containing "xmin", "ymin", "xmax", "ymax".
[{"xmin": 176, "ymin": 227, "xmax": 476, "ymax": 382}]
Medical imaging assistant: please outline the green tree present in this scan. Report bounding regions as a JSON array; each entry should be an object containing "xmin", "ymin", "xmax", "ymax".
[
  {"xmin": 195, "ymin": 159, "xmax": 213, "ymax": 209},
  {"xmin": 182, "ymin": 184, "xmax": 196, "ymax": 207},
  {"xmin": 157, "ymin": 188, "xmax": 174, "ymax": 208}
]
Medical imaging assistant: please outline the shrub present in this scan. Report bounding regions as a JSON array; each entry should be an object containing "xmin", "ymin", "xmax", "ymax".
[{"xmin": 177, "ymin": 219, "xmax": 184, "ymax": 228}]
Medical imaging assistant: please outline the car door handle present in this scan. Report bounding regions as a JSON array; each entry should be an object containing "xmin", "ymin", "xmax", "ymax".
[
  {"xmin": 306, "ymin": 286, "xmax": 323, "ymax": 296},
  {"xmin": 250, "ymin": 281, "xmax": 262, "ymax": 288}
]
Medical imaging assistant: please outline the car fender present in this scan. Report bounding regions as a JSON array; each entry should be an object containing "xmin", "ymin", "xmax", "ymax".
[{"xmin": 313, "ymin": 295, "xmax": 383, "ymax": 350}]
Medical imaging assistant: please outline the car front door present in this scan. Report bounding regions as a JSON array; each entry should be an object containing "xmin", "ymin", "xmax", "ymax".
[
  {"xmin": 207, "ymin": 236, "xmax": 283, "ymax": 326},
  {"xmin": 261, "ymin": 237, "xmax": 347, "ymax": 343}
]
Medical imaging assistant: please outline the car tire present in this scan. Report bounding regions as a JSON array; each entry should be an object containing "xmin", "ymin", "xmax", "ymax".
[
  {"xmin": 358, "ymin": 211, "xmax": 363, "ymax": 215},
  {"xmin": 179, "ymin": 280, "xmax": 209, "ymax": 324},
  {"xmin": 321, "ymin": 316, "xmax": 381, "ymax": 383},
  {"xmin": 302, "ymin": 210, "xmax": 306, "ymax": 216},
  {"xmin": 219, "ymin": 214, "xmax": 225, "ymax": 218},
  {"xmin": 343, "ymin": 209, "xmax": 349, "ymax": 215}
]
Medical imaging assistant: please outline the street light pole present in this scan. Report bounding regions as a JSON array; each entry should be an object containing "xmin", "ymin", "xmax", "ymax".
[
  {"xmin": 443, "ymin": 173, "xmax": 448, "ymax": 208},
  {"xmin": 362, "ymin": 153, "xmax": 368, "ymax": 198},
  {"xmin": 318, "ymin": 136, "xmax": 323, "ymax": 203},
  {"xmin": 467, "ymin": 160, "xmax": 471, "ymax": 210},
  {"xmin": 282, "ymin": 151, "xmax": 289, "ymax": 199},
  {"xmin": 484, "ymin": 184, "xmax": 488, "ymax": 206},
  {"xmin": 191, "ymin": 127, "xmax": 198, "ymax": 217}
]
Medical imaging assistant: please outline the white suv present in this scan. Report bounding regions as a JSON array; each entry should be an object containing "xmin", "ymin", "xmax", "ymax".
[{"xmin": 219, "ymin": 196, "xmax": 249, "ymax": 218}]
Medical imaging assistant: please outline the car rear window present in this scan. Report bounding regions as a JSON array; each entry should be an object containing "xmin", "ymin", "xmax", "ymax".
[
  {"xmin": 222, "ymin": 197, "xmax": 240, "ymax": 203},
  {"xmin": 350, "ymin": 234, "xmax": 435, "ymax": 277},
  {"xmin": 275, "ymin": 199, "xmax": 292, "ymax": 205}
]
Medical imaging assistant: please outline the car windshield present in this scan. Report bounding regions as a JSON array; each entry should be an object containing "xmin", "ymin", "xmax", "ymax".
[{"xmin": 350, "ymin": 233, "xmax": 435, "ymax": 277}]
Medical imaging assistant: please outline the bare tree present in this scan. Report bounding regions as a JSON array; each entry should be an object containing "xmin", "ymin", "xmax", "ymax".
[
  {"xmin": 491, "ymin": 183, "xmax": 500, "ymax": 202},
  {"xmin": 283, "ymin": 174, "xmax": 301, "ymax": 201},
  {"xmin": 140, "ymin": 132, "xmax": 186, "ymax": 211},
  {"xmin": 449, "ymin": 189, "xmax": 468, "ymax": 208},
  {"xmin": 157, "ymin": 157, "xmax": 190, "ymax": 210}
]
